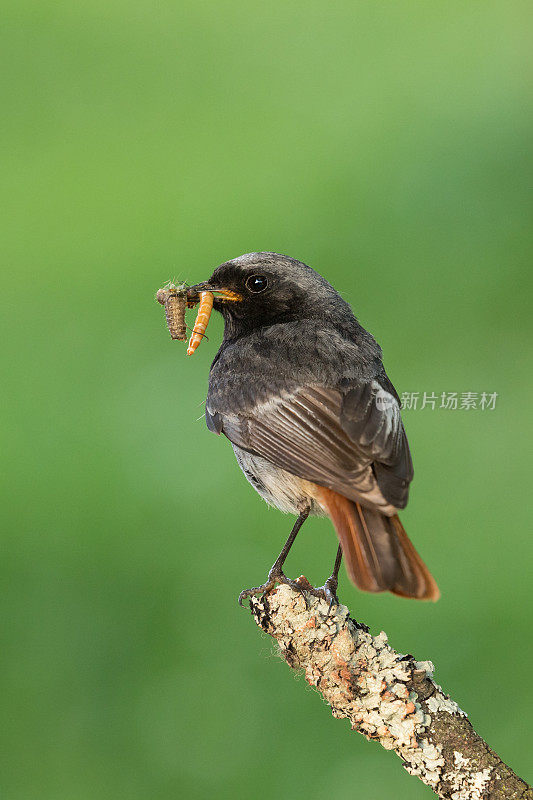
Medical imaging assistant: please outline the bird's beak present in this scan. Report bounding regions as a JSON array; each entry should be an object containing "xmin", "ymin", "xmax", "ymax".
[{"xmin": 186, "ymin": 283, "xmax": 242, "ymax": 303}]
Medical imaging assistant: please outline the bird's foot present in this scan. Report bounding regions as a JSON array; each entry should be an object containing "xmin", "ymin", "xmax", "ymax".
[
  {"xmin": 300, "ymin": 574, "xmax": 340, "ymax": 617},
  {"xmin": 238, "ymin": 568, "xmax": 309, "ymax": 607}
]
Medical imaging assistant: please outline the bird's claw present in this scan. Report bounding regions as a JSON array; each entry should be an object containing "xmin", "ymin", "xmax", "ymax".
[
  {"xmin": 305, "ymin": 575, "xmax": 340, "ymax": 617},
  {"xmin": 238, "ymin": 569, "xmax": 340, "ymax": 614},
  {"xmin": 238, "ymin": 566, "xmax": 284, "ymax": 606},
  {"xmin": 238, "ymin": 570, "xmax": 309, "ymax": 608},
  {"xmin": 238, "ymin": 580, "xmax": 276, "ymax": 607}
]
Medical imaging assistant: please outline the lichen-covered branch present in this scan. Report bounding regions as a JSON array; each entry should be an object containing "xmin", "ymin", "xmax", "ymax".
[{"xmin": 248, "ymin": 584, "xmax": 532, "ymax": 799}]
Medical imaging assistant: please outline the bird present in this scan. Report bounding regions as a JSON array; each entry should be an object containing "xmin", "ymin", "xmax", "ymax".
[{"xmin": 186, "ymin": 252, "xmax": 439, "ymax": 606}]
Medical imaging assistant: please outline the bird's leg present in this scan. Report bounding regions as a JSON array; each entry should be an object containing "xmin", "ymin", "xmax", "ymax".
[
  {"xmin": 304, "ymin": 544, "xmax": 343, "ymax": 614},
  {"xmin": 238, "ymin": 507, "xmax": 310, "ymax": 606}
]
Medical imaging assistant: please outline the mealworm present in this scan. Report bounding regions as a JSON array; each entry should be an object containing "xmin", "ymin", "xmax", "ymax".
[
  {"xmin": 187, "ymin": 291, "xmax": 214, "ymax": 355},
  {"xmin": 156, "ymin": 284, "xmax": 187, "ymax": 340}
]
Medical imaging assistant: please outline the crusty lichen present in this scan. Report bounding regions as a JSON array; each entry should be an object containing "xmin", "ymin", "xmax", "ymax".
[
  {"xmin": 249, "ymin": 584, "xmax": 532, "ymax": 799},
  {"xmin": 446, "ymin": 753, "xmax": 493, "ymax": 800}
]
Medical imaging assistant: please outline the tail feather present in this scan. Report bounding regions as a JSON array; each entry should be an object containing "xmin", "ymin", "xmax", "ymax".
[{"xmin": 315, "ymin": 487, "xmax": 440, "ymax": 601}]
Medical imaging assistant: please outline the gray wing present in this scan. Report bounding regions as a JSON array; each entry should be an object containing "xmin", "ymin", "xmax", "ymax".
[{"xmin": 206, "ymin": 381, "xmax": 413, "ymax": 511}]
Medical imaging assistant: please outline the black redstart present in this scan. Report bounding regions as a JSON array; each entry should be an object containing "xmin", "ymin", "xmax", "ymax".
[{"xmin": 186, "ymin": 252, "xmax": 439, "ymax": 604}]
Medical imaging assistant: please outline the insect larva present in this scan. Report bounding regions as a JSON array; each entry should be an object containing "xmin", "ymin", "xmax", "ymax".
[
  {"xmin": 164, "ymin": 294, "xmax": 187, "ymax": 340},
  {"xmin": 187, "ymin": 291, "xmax": 214, "ymax": 355},
  {"xmin": 156, "ymin": 285, "xmax": 187, "ymax": 340}
]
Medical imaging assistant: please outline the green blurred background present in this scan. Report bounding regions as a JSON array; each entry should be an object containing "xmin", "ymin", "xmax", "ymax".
[{"xmin": 2, "ymin": 1, "xmax": 532, "ymax": 797}]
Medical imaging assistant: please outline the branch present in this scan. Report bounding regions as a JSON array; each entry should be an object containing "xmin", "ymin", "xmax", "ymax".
[{"xmin": 248, "ymin": 583, "xmax": 532, "ymax": 799}]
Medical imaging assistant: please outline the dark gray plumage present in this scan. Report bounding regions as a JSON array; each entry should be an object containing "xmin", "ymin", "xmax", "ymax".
[{"xmin": 189, "ymin": 252, "xmax": 438, "ymax": 601}]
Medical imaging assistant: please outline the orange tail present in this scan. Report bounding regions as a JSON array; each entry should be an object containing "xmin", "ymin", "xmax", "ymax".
[{"xmin": 315, "ymin": 487, "xmax": 440, "ymax": 601}]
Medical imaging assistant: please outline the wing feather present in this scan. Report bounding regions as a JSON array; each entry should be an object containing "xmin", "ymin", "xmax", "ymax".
[{"xmin": 208, "ymin": 380, "xmax": 413, "ymax": 512}]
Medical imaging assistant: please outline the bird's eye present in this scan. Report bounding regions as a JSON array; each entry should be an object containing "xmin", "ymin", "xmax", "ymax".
[{"xmin": 245, "ymin": 274, "xmax": 269, "ymax": 293}]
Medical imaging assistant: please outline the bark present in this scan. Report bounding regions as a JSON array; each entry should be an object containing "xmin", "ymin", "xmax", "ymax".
[{"xmin": 248, "ymin": 583, "xmax": 532, "ymax": 799}]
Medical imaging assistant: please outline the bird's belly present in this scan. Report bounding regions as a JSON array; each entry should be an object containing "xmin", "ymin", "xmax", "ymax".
[{"xmin": 232, "ymin": 445, "xmax": 325, "ymax": 516}]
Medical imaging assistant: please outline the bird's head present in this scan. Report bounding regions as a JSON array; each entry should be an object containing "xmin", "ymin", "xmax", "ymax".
[{"xmin": 187, "ymin": 252, "xmax": 354, "ymax": 339}]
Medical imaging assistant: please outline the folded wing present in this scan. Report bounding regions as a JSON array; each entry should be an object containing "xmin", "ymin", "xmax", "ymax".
[{"xmin": 206, "ymin": 381, "xmax": 413, "ymax": 513}]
